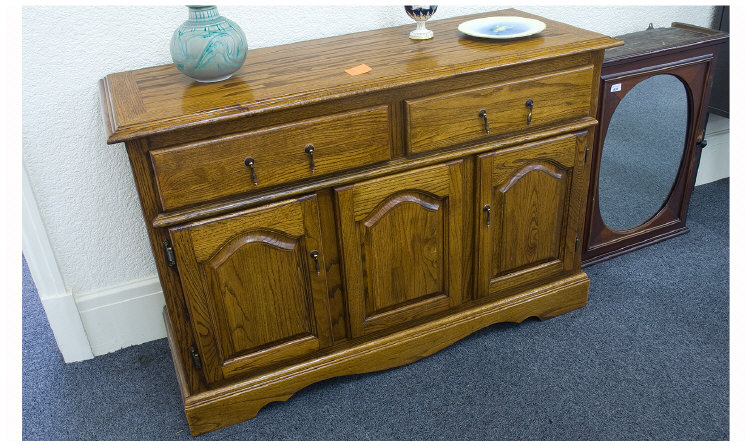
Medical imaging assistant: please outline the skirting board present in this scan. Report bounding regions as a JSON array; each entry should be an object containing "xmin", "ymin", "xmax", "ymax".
[
  {"xmin": 36, "ymin": 292, "xmax": 94, "ymax": 363},
  {"xmin": 22, "ymin": 164, "xmax": 93, "ymax": 363},
  {"xmin": 695, "ymin": 114, "xmax": 729, "ymax": 186},
  {"xmin": 75, "ymin": 276, "xmax": 168, "ymax": 356}
]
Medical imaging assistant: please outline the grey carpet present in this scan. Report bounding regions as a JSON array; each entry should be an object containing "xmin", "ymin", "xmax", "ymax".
[{"xmin": 21, "ymin": 178, "xmax": 729, "ymax": 440}]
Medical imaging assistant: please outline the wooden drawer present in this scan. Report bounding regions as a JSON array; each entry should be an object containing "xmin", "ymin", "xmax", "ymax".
[
  {"xmin": 405, "ymin": 65, "xmax": 594, "ymax": 155},
  {"xmin": 151, "ymin": 106, "xmax": 391, "ymax": 210}
]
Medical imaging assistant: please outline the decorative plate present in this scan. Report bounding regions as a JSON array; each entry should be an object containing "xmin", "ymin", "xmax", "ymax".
[{"xmin": 458, "ymin": 16, "xmax": 546, "ymax": 40}]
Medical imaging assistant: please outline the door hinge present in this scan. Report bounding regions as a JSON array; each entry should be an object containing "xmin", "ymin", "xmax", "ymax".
[
  {"xmin": 189, "ymin": 345, "xmax": 202, "ymax": 370},
  {"xmin": 584, "ymin": 144, "xmax": 590, "ymax": 164},
  {"xmin": 575, "ymin": 234, "xmax": 580, "ymax": 252},
  {"xmin": 163, "ymin": 240, "xmax": 177, "ymax": 268}
]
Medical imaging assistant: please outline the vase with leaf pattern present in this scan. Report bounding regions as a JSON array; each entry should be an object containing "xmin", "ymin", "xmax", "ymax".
[{"xmin": 170, "ymin": 5, "xmax": 248, "ymax": 82}]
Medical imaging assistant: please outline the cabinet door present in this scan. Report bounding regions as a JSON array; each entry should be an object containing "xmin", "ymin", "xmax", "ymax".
[
  {"xmin": 169, "ymin": 195, "xmax": 332, "ymax": 383},
  {"xmin": 476, "ymin": 134, "xmax": 586, "ymax": 297},
  {"xmin": 335, "ymin": 161, "xmax": 465, "ymax": 337}
]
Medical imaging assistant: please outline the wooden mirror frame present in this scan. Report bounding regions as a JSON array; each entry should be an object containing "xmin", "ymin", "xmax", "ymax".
[{"xmin": 582, "ymin": 23, "xmax": 727, "ymax": 266}]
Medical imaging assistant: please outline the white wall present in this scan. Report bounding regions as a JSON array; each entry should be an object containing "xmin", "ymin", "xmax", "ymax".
[{"xmin": 21, "ymin": 5, "xmax": 720, "ymax": 359}]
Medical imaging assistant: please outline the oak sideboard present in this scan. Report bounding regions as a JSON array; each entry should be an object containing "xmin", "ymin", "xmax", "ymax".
[{"xmin": 99, "ymin": 9, "xmax": 620, "ymax": 435}]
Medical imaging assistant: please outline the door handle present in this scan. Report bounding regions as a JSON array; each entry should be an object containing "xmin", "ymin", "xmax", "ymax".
[
  {"xmin": 478, "ymin": 109, "xmax": 490, "ymax": 134},
  {"xmin": 525, "ymin": 99, "xmax": 534, "ymax": 125},
  {"xmin": 244, "ymin": 157, "xmax": 258, "ymax": 185},
  {"xmin": 310, "ymin": 250, "xmax": 320, "ymax": 274},
  {"xmin": 304, "ymin": 144, "xmax": 315, "ymax": 173}
]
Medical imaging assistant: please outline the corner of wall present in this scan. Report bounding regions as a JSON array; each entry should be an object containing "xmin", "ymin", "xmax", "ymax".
[
  {"xmin": 75, "ymin": 276, "xmax": 167, "ymax": 356},
  {"xmin": 22, "ymin": 164, "xmax": 94, "ymax": 363},
  {"xmin": 24, "ymin": 162, "xmax": 169, "ymax": 360}
]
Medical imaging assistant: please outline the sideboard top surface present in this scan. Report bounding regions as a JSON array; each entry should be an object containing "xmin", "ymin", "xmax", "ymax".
[{"xmin": 99, "ymin": 8, "xmax": 620, "ymax": 144}]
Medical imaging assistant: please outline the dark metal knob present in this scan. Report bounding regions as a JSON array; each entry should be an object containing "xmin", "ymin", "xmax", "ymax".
[
  {"xmin": 305, "ymin": 144, "xmax": 315, "ymax": 173},
  {"xmin": 525, "ymin": 99, "xmax": 534, "ymax": 125},
  {"xmin": 244, "ymin": 157, "xmax": 258, "ymax": 185},
  {"xmin": 478, "ymin": 109, "xmax": 489, "ymax": 134},
  {"xmin": 310, "ymin": 250, "xmax": 320, "ymax": 274}
]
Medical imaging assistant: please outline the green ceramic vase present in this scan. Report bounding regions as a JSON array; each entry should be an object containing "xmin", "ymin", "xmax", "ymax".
[{"xmin": 170, "ymin": 5, "xmax": 248, "ymax": 82}]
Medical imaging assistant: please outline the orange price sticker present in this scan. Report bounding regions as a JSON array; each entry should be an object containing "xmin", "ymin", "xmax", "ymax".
[{"xmin": 345, "ymin": 64, "xmax": 372, "ymax": 76}]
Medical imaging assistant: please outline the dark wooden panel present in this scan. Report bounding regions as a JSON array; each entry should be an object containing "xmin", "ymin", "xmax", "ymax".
[
  {"xmin": 707, "ymin": 9, "xmax": 729, "ymax": 117},
  {"xmin": 582, "ymin": 35, "xmax": 724, "ymax": 265},
  {"xmin": 604, "ymin": 25, "xmax": 727, "ymax": 64}
]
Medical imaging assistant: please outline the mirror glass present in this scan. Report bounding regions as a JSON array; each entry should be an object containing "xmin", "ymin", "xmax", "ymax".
[{"xmin": 598, "ymin": 74, "xmax": 688, "ymax": 231}]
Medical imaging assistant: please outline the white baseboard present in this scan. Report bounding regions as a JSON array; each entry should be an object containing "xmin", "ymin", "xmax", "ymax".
[
  {"xmin": 75, "ymin": 276, "xmax": 168, "ymax": 356},
  {"xmin": 24, "ymin": 161, "xmax": 168, "ymax": 360},
  {"xmin": 695, "ymin": 114, "xmax": 729, "ymax": 186},
  {"xmin": 38, "ymin": 291, "xmax": 96, "ymax": 362},
  {"xmin": 23, "ymin": 164, "xmax": 94, "ymax": 363}
]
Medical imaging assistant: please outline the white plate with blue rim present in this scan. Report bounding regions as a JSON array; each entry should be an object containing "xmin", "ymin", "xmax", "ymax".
[{"xmin": 457, "ymin": 16, "xmax": 546, "ymax": 39}]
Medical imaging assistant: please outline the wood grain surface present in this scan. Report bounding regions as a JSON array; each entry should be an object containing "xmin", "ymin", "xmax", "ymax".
[
  {"xmin": 583, "ymin": 37, "xmax": 722, "ymax": 266},
  {"xmin": 406, "ymin": 65, "xmax": 594, "ymax": 154},
  {"xmin": 150, "ymin": 106, "xmax": 391, "ymax": 210},
  {"xmin": 102, "ymin": 8, "xmax": 620, "ymax": 436},
  {"xmin": 476, "ymin": 133, "xmax": 586, "ymax": 297},
  {"xmin": 99, "ymin": 9, "xmax": 619, "ymax": 144},
  {"xmin": 169, "ymin": 196, "xmax": 333, "ymax": 382},
  {"xmin": 183, "ymin": 272, "xmax": 590, "ymax": 435},
  {"xmin": 335, "ymin": 161, "xmax": 465, "ymax": 337}
]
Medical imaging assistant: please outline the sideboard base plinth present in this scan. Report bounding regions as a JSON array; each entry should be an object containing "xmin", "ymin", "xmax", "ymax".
[{"xmin": 174, "ymin": 272, "xmax": 589, "ymax": 436}]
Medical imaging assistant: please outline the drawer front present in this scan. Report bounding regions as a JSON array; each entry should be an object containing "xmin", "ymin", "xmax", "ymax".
[
  {"xmin": 405, "ymin": 65, "xmax": 594, "ymax": 155},
  {"xmin": 151, "ymin": 106, "xmax": 391, "ymax": 210}
]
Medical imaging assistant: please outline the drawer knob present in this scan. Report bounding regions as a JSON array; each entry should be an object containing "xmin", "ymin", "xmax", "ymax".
[
  {"xmin": 310, "ymin": 250, "xmax": 320, "ymax": 274},
  {"xmin": 478, "ymin": 109, "xmax": 490, "ymax": 134},
  {"xmin": 525, "ymin": 99, "xmax": 534, "ymax": 125},
  {"xmin": 304, "ymin": 144, "xmax": 315, "ymax": 173},
  {"xmin": 244, "ymin": 157, "xmax": 258, "ymax": 186}
]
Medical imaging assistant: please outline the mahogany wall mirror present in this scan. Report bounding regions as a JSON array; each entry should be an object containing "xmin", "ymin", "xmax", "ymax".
[
  {"xmin": 597, "ymin": 74, "xmax": 687, "ymax": 231},
  {"xmin": 582, "ymin": 23, "xmax": 727, "ymax": 266}
]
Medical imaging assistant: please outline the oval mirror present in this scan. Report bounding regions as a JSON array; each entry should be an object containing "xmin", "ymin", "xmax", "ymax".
[{"xmin": 598, "ymin": 74, "xmax": 688, "ymax": 231}]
